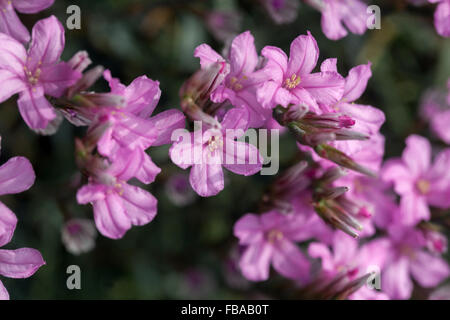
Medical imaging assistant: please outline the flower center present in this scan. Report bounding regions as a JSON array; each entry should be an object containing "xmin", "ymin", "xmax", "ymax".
[
  {"xmin": 207, "ymin": 135, "xmax": 223, "ymax": 153},
  {"xmin": 284, "ymin": 74, "xmax": 301, "ymax": 89},
  {"xmin": 266, "ymin": 229, "xmax": 283, "ymax": 243},
  {"xmin": 229, "ymin": 76, "xmax": 247, "ymax": 91},
  {"xmin": 416, "ymin": 179, "xmax": 430, "ymax": 195},
  {"xmin": 24, "ymin": 64, "xmax": 42, "ymax": 86}
]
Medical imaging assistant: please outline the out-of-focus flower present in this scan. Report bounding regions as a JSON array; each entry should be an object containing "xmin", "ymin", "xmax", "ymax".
[
  {"xmin": 165, "ymin": 173, "xmax": 196, "ymax": 206},
  {"xmin": 258, "ymin": 31, "xmax": 344, "ymax": 113},
  {"xmin": 194, "ymin": 31, "xmax": 272, "ymax": 127},
  {"xmin": 261, "ymin": 0, "xmax": 300, "ymax": 24},
  {"xmin": 204, "ymin": 11, "xmax": 242, "ymax": 43},
  {"xmin": 0, "ymin": 0, "xmax": 54, "ymax": 43},
  {"xmin": 0, "ymin": 137, "xmax": 44, "ymax": 300},
  {"xmin": 429, "ymin": 285, "xmax": 450, "ymax": 299},
  {"xmin": 170, "ymin": 108, "xmax": 263, "ymax": 197},
  {"xmin": 382, "ymin": 135, "xmax": 450, "ymax": 226},
  {"xmin": 306, "ymin": 0, "xmax": 369, "ymax": 40},
  {"xmin": 76, "ymin": 148, "xmax": 158, "ymax": 239},
  {"xmin": 233, "ymin": 210, "xmax": 311, "ymax": 282},
  {"xmin": 0, "ymin": 16, "xmax": 81, "ymax": 130},
  {"xmin": 420, "ymin": 81, "xmax": 450, "ymax": 144},
  {"xmin": 308, "ymin": 231, "xmax": 390, "ymax": 299},
  {"xmin": 382, "ymin": 226, "xmax": 450, "ymax": 300},
  {"xmin": 429, "ymin": 0, "xmax": 450, "ymax": 37},
  {"xmin": 61, "ymin": 218, "xmax": 97, "ymax": 255}
]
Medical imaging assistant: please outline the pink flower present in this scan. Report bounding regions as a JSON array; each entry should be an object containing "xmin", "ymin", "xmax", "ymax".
[
  {"xmin": 261, "ymin": 0, "xmax": 300, "ymax": 24},
  {"xmin": 89, "ymin": 70, "xmax": 185, "ymax": 184},
  {"xmin": 257, "ymin": 31, "xmax": 344, "ymax": 113},
  {"xmin": 194, "ymin": 31, "xmax": 272, "ymax": 127},
  {"xmin": 76, "ymin": 149, "xmax": 158, "ymax": 239},
  {"xmin": 308, "ymin": 232, "xmax": 390, "ymax": 299},
  {"xmin": 0, "ymin": 0, "xmax": 54, "ymax": 43},
  {"xmin": 307, "ymin": 0, "xmax": 369, "ymax": 40},
  {"xmin": 170, "ymin": 108, "xmax": 263, "ymax": 197},
  {"xmin": 420, "ymin": 82, "xmax": 450, "ymax": 144},
  {"xmin": 0, "ymin": 138, "xmax": 45, "ymax": 300},
  {"xmin": 0, "ymin": 16, "xmax": 81, "ymax": 130},
  {"xmin": 382, "ymin": 135, "xmax": 450, "ymax": 226},
  {"xmin": 233, "ymin": 210, "xmax": 311, "ymax": 282},
  {"xmin": 61, "ymin": 218, "xmax": 97, "ymax": 255},
  {"xmin": 382, "ymin": 226, "xmax": 450, "ymax": 299},
  {"xmin": 429, "ymin": 0, "xmax": 450, "ymax": 37}
]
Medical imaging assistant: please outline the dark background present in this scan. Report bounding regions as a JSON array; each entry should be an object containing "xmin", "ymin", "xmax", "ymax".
[{"xmin": 0, "ymin": 0, "xmax": 449, "ymax": 299}]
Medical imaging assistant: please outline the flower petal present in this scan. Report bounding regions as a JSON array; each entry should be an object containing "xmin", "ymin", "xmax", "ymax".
[
  {"xmin": 229, "ymin": 31, "xmax": 258, "ymax": 76},
  {"xmin": 0, "ymin": 202, "xmax": 17, "ymax": 247},
  {"xmin": 121, "ymin": 184, "xmax": 157, "ymax": 227},
  {"xmin": 343, "ymin": 62, "xmax": 372, "ymax": 102},
  {"xmin": 233, "ymin": 213, "xmax": 264, "ymax": 245},
  {"xmin": 272, "ymin": 239, "xmax": 310, "ymax": 282},
  {"xmin": 0, "ymin": 157, "xmax": 35, "ymax": 196},
  {"xmin": 93, "ymin": 193, "xmax": 130, "ymax": 239},
  {"xmin": 12, "ymin": 0, "xmax": 54, "ymax": 13},
  {"xmin": 382, "ymin": 257, "xmax": 413, "ymax": 300},
  {"xmin": 0, "ymin": 248, "xmax": 45, "ymax": 278},
  {"xmin": 0, "ymin": 2, "xmax": 30, "ymax": 43},
  {"xmin": 189, "ymin": 162, "xmax": 224, "ymax": 197},
  {"xmin": 402, "ymin": 135, "xmax": 431, "ymax": 177},
  {"xmin": 287, "ymin": 31, "xmax": 319, "ymax": 76},
  {"xmin": 300, "ymin": 71, "xmax": 345, "ymax": 106},
  {"xmin": 27, "ymin": 16, "xmax": 65, "ymax": 70},
  {"xmin": 39, "ymin": 62, "xmax": 81, "ymax": 97},
  {"xmin": 223, "ymin": 140, "xmax": 263, "ymax": 176},
  {"xmin": 17, "ymin": 86, "xmax": 56, "ymax": 130},
  {"xmin": 194, "ymin": 44, "xmax": 224, "ymax": 69},
  {"xmin": 0, "ymin": 280, "xmax": 9, "ymax": 300},
  {"xmin": 0, "ymin": 69, "xmax": 26, "ymax": 103},
  {"xmin": 239, "ymin": 242, "xmax": 273, "ymax": 281},
  {"xmin": 410, "ymin": 250, "xmax": 450, "ymax": 288}
]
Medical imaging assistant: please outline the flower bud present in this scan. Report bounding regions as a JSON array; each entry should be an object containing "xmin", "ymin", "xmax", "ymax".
[{"xmin": 62, "ymin": 218, "xmax": 97, "ymax": 255}]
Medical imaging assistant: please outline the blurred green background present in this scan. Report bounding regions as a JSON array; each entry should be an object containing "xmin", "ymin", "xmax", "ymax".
[{"xmin": 0, "ymin": 0, "xmax": 449, "ymax": 299}]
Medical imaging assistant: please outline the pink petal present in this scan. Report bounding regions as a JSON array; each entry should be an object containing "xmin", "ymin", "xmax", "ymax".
[
  {"xmin": 340, "ymin": 0, "xmax": 368, "ymax": 35},
  {"xmin": 223, "ymin": 140, "xmax": 263, "ymax": 176},
  {"xmin": 12, "ymin": 0, "xmax": 54, "ymax": 13},
  {"xmin": 261, "ymin": 46, "xmax": 288, "ymax": 84},
  {"xmin": 434, "ymin": 0, "xmax": 450, "ymax": 37},
  {"xmin": 0, "ymin": 202, "xmax": 17, "ymax": 247},
  {"xmin": 290, "ymin": 87, "xmax": 320, "ymax": 113},
  {"xmin": 402, "ymin": 135, "xmax": 431, "ymax": 177},
  {"xmin": 229, "ymin": 31, "xmax": 258, "ymax": 77},
  {"xmin": 93, "ymin": 193, "xmax": 131, "ymax": 239},
  {"xmin": 135, "ymin": 152, "xmax": 161, "ymax": 184},
  {"xmin": 320, "ymin": 58, "xmax": 338, "ymax": 73},
  {"xmin": 239, "ymin": 242, "xmax": 273, "ymax": 281},
  {"xmin": 300, "ymin": 71, "xmax": 345, "ymax": 106},
  {"xmin": 0, "ymin": 2, "xmax": 30, "ymax": 43},
  {"xmin": 321, "ymin": 1, "xmax": 348, "ymax": 40},
  {"xmin": 169, "ymin": 132, "xmax": 196, "ymax": 169},
  {"xmin": 221, "ymin": 107, "xmax": 249, "ymax": 131},
  {"xmin": 308, "ymin": 242, "xmax": 335, "ymax": 272},
  {"xmin": 0, "ymin": 248, "xmax": 45, "ymax": 278},
  {"xmin": 77, "ymin": 184, "xmax": 106, "ymax": 204},
  {"xmin": 147, "ymin": 109, "xmax": 185, "ymax": 146},
  {"xmin": 0, "ymin": 33, "xmax": 27, "ymax": 74},
  {"xmin": 272, "ymin": 239, "xmax": 310, "ymax": 281},
  {"xmin": 233, "ymin": 213, "xmax": 264, "ymax": 245},
  {"xmin": 332, "ymin": 231, "xmax": 359, "ymax": 265},
  {"xmin": 27, "ymin": 16, "xmax": 65, "ymax": 71},
  {"xmin": 233, "ymin": 89, "xmax": 273, "ymax": 127},
  {"xmin": 0, "ymin": 156, "xmax": 35, "ymax": 196},
  {"xmin": 381, "ymin": 159, "xmax": 413, "ymax": 194},
  {"xmin": 343, "ymin": 62, "xmax": 372, "ymax": 102},
  {"xmin": 430, "ymin": 110, "xmax": 450, "ymax": 144},
  {"xmin": 194, "ymin": 44, "xmax": 224, "ymax": 69},
  {"xmin": 382, "ymin": 257, "xmax": 413, "ymax": 300},
  {"xmin": 400, "ymin": 193, "xmax": 430, "ymax": 226},
  {"xmin": 124, "ymin": 76, "xmax": 161, "ymax": 117},
  {"xmin": 18, "ymin": 86, "xmax": 56, "ymax": 130},
  {"xmin": 107, "ymin": 148, "xmax": 144, "ymax": 181},
  {"xmin": 189, "ymin": 162, "xmax": 224, "ymax": 197},
  {"xmin": 39, "ymin": 63, "xmax": 81, "ymax": 97},
  {"xmin": 337, "ymin": 102, "xmax": 385, "ymax": 135},
  {"xmin": 287, "ymin": 31, "xmax": 319, "ymax": 76},
  {"xmin": 410, "ymin": 250, "xmax": 450, "ymax": 287},
  {"xmin": 0, "ymin": 69, "xmax": 26, "ymax": 103},
  {"xmin": 0, "ymin": 280, "xmax": 9, "ymax": 300},
  {"xmin": 121, "ymin": 184, "xmax": 157, "ymax": 227}
]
